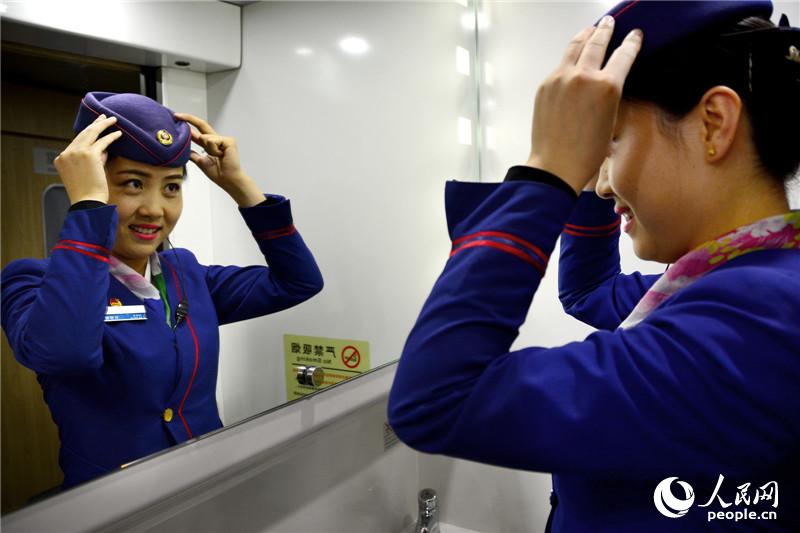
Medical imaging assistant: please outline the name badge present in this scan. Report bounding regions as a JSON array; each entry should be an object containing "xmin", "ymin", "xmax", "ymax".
[{"xmin": 105, "ymin": 305, "xmax": 147, "ymax": 322}]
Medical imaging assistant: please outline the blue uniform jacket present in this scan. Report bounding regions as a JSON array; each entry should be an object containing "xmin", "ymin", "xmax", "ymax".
[
  {"xmin": 1, "ymin": 195, "xmax": 323, "ymax": 488},
  {"xmin": 388, "ymin": 181, "xmax": 799, "ymax": 532}
]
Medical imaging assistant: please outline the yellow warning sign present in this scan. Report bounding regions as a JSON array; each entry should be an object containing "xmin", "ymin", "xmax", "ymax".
[{"xmin": 284, "ymin": 334, "xmax": 371, "ymax": 401}]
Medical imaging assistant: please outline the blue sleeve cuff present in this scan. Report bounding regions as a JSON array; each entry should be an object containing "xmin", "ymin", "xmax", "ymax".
[
  {"xmin": 567, "ymin": 191, "xmax": 620, "ymax": 227},
  {"xmin": 445, "ymin": 180, "xmax": 577, "ymax": 241},
  {"xmin": 238, "ymin": 194, "xmax": 295, "ymax": 236},
  {"xmin": 57, "ymin": 205, "xmax": 118, "ymax": 252},
  {"xmin": 69, "ymin": 200, "xmax": 107, "ymax": 211},
  {"xmin": 48, "ymin": 205, "xmax": 117, "ymax": 275},
  {"xmin": 445, "ymin": 180, "xmax": 578, "ymax": 275},
  {"xmin": 503, "ymin": 165, "xmax": 578, "ymax": 200}
]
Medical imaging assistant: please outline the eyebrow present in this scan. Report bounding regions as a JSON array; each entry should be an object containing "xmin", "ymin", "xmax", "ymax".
[{"xmin": 116, "ymin": 169, "xmax": 186, "ymax": 180}]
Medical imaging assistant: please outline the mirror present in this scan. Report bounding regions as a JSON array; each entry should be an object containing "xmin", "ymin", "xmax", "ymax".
[{"xmin": 1, "ymin": 0, "xmax": 480, "ymax": 513}]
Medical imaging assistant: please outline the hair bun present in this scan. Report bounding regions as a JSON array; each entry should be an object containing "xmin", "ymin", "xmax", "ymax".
[{"xmin": 719, "ymin": 19, "xmax": 800, "ymax": 95}]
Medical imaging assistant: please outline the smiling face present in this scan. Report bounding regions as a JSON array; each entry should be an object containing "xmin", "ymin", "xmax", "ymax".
[
  {"xmin": 597, "ymin": 100, "xmax": 706, "ymax": 263},
  {"xmin": 105, "ymin": 156, "xmax": 185, "ymax": 275}
]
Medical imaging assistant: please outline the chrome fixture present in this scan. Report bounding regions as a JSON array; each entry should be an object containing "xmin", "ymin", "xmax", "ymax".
[
  {"xmin": 415, "ymin": 488, "xmax": 440, "ymax": 533},
  {"xmin": 295, "ymin": 365, "xmax": 324, "ymax": 387}
]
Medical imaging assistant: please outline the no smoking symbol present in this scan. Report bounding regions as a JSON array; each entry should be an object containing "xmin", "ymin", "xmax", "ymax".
[{"xmin": 341, "ymin": 345, "xmax": 361, "ymax": 369}]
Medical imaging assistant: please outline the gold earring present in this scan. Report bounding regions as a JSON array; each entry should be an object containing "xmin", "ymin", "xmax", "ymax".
[
  {"xmin": 707, "ymin": 147, "xmax": 717, "ymax": 157},
  {"xmin": 787, "ymin": 45, "xmax": 800, "ymax": 64}
]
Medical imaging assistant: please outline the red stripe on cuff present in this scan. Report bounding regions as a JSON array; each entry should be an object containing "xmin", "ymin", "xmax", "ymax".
[
  {"xmin": 52, "ymin": 245, "xmax": 110, "ymax": 263},
  {"xmin": 564, "ymin": 219, "xmax": 621, "ymax": 232},
  {"xmin": 255, "ymin": 224, "xmax": 297, "ymax": 240},
  {"xmin": 57, "ymin": 239, "xmax": 112, "ymax": 256},
  {"xmin": 452, "ymin": 230, "xmax": 548, "ymax": 263},
  {"xmin": 450, "ymin": 240, "xmax": 545, "ymax": 275},
  {"xmin": 563, "ymin": 228, "xmax": 620, "ymax": 238}
]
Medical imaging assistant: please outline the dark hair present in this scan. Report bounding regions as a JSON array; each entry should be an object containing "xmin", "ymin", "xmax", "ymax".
[{"xmin": 622, "ymin": 16, "xmax": 800, "ymax": 185}]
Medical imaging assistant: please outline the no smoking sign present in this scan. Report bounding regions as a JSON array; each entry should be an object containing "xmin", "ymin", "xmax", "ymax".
[
  {"xmin": 341, "ymin": 345, "xmax": 361, "ymax": 369},
  {"xmin": 283, "ymin": 334, "xmax": 371, "ymax": 402}
]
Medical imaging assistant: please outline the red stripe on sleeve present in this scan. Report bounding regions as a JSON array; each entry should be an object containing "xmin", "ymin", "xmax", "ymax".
[
  {"xmin": 52, "ymin": 245, "xmax": 110, "ymax": 263},
  {"xmin": 450, "ymin": 239, "xmax": 545, "ymax": 275},
  {"xmin": 563, "ymin": 219, "xmax": 621, "ymax": 232},
  {"xmin": 563, "ymin": 228, "xmax": 620, "ymax": 238},
  {"xmin": 255, "ymin": 224, "xmax": 297, "ymax": 240},
  {"xmin": 452, "ymin": 231, "xmax": 548, "ymax": 263},
  {"xmin": 57, "ymin": 239, "xmax": 112, "ymax": 256}
]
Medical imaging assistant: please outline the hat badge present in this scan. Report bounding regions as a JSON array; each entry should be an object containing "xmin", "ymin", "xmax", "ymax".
[
  {"xmin": 156, "ymin": 129, "xmax": 173, "ymax": 146},
  {"xmin": 109, "ymin": 298, "xmax": 122, "ymax": 307}
]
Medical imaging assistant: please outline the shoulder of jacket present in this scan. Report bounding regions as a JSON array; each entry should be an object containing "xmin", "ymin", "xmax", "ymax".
[
  {"xmin": 667, "ymin": 254, "xmax": 800, "ymax": 311},
  {"xmin": 159, "ymin": 247, "xmax": 198, "ymax": 261},
  {"xmin": 158, "ymin": 248, "xmax": 201, "ymax": 270}
]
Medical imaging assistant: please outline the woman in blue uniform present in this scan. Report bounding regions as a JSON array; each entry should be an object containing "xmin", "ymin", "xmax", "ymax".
[
  {"xmin": 389, "ymin": 2, "xmax": 799, "ymax": 532},
  {"xmin": 1, "ymin": 93, "xmax": 323, "ymax": 488}
]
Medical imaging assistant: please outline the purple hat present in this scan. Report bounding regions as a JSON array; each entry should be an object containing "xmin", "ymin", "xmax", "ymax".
[
  {"xmin": 73, "ymin": 92, "xmax": 191, "ymax": 167},
  {"xmin": 599, "ymin": 1, "xmax": 774, "ymax": 63}
]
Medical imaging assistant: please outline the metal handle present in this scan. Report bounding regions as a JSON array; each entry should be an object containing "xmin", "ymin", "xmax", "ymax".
[
  {"xmin": 418, "ymin": 488, "xmax": 437, "ymax": 512},
  {"xmin": 296, "ymin": 366, "xmax": 325, "ymax": 387},
  {"xmin": 415, "ymin": 488, "xmax": 440, "ymax": 533}
]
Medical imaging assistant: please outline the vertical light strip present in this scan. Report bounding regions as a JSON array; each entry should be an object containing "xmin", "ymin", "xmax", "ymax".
[{"xmin": 472, "ymin": 0, "xmax": 484, "ymax": 180}]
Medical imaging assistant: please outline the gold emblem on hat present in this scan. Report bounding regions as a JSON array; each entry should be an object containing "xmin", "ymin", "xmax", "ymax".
[{"xmin": 156, "ymin": 129, "xmax": 173, "ymax": 146}]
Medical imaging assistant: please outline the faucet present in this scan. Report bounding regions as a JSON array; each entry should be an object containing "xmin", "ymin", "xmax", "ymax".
[{"xmin": 415, "ymin": 488, "xmax": 441, "ymax": 533}]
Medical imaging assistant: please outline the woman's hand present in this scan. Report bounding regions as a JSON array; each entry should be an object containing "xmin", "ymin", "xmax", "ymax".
[
  {"xmin": 175, "ymin": 112, "xmax": 265, "ymax": 207},
  {"xmin": 53, "ymin": 114, "xmax": 122, "ymax": 205},
  {"xmin": 526, "ymin": 16, "xmax": 642, "ymax": 195}
]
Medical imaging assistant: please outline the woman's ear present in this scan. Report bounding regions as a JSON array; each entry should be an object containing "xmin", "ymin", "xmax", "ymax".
[{"xmin": 698, "ymin": 85, "xmax": 742, "ymax": 161}]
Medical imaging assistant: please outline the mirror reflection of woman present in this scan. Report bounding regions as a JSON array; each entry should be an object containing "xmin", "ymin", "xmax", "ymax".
[
  {"xmin": 1, "ymin": 93, "xmax": 323, "ymax": 489},
  {"xmin": 389, "ymin": 2, "xmax": 799, "ymax": 531}
]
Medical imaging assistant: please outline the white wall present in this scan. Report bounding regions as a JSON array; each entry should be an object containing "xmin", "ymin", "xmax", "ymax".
[{"xmin": 206, "ymin": 1, "xmax": 481, "ymax": 425}]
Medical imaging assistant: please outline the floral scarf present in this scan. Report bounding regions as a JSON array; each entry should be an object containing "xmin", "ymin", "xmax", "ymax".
[
  {"xmin": 108, "ymin": 254, "xmax": 172, "ymax": 326},
  {"xmin": 108, "ymin": 254, "xmax": 161, "ymax": 300},
  {"xmin": 618, "ymin": 210, "xmax": 800, "ymax": 330}
]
